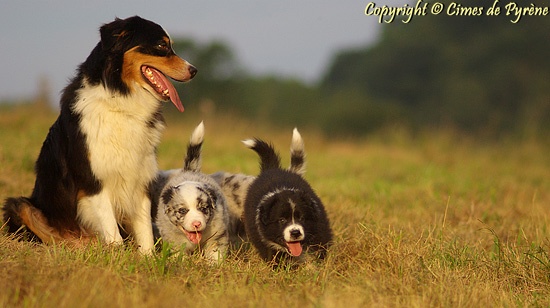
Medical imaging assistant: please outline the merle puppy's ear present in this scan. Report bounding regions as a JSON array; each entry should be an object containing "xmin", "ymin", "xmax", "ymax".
[
  {"xmin": 210, "ymin": 190, "xmax": 218, "ymax": 206},
  {"xmin": 100, "ymin": 18, "xmax": 129, "ymax": 52},
  {"xmin": 205, "ymin": 184, "xmax": 218, "ymax": 206},
  {"xmin": 161, "ymin": 185, "xmax": 178, "ymax": 205},
  {"xmin": 196, "ymin": 183, "xmax": 218, "ymax": 208}
]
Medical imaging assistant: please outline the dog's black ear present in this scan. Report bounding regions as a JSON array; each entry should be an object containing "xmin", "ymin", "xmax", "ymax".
[
  {"xmin": 161, "ymin": 186, "xmax": 175, "ymax": 205},
  {"xmin": 100, "ymin": 18, "xmax": 129, "ymax": 52},
  {"xmin": 259, "ymin": 198, "xmax": 274, "ymax": 226},
  {"xmin": 210, "ymin": 191, "xmax": 218, "ymax": 206},
  {"xmin": 196, "ymin": 183, "xmax": 218, "ymax": 208},
  {"xmin": 302, "ymin": 196, "xmax": 320, "ymax": 220},
  {"xmin": 205, "ymin": 185, "xmax": 218, "ymax": 208}
]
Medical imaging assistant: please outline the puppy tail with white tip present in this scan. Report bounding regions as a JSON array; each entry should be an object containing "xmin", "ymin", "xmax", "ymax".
[
  {"xmin": 184, "ymin": 121, "xmax": 204, "ymax": 172},
  {"xmin": 242, "ymin": 138, "xmax": 281, "ymax": 172},
  {"xmin": 289, "ymin": 128, "xmax": 306, "ymax": 175}
]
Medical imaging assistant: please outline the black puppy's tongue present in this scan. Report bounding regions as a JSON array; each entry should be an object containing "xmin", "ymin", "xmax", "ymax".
[{"xmin": 287, "ymin": 242, "xmax": 303, "ymax": 256}]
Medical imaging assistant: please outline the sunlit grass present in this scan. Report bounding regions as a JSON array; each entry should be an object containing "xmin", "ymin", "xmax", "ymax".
[{"xmin": 1, "ymin": 103, "xmax": 549, "ymax": 307}]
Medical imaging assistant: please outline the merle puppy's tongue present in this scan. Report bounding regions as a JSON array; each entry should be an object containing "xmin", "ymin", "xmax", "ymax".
[
  {"xmin": 186, "ymin": 231, "xmax": 202, "ymax": 244},
  {"xmin": 287, "ymin": 242, "xmax": 303, "ymax": 256},
  {"xmin": 143, "ymin": 66, "xmax": 184, "ymax": 112},
  {"xmin": 177, "ymin": 226, "xmax": 202, "ymax": 244}
]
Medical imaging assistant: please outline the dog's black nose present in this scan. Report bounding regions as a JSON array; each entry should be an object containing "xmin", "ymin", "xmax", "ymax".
[
  {"xmin": 290, "ymin": 229, "xmax": 302, "ymax": 239},
  {"xmin": 188, "ymin": 65, "xmax": 198, "ymax": 78}
]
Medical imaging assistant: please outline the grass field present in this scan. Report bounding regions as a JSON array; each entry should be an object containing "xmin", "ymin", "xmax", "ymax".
[{"xmin": 1, "ymin": 103, "xmax": 549, "ymax": 307}]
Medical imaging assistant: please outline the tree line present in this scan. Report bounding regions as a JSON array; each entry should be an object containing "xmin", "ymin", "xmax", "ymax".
[{"xmin": 173, "ymin": 0, "xmax": 550, "ymax": 139}]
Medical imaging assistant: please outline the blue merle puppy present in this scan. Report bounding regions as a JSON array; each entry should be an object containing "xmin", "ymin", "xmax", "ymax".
[{"xmin": 150, "ymin": 122, "xmax": 229, "ymax": 263}]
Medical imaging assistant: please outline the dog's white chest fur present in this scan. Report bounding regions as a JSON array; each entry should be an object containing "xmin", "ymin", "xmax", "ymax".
[{"xmin": 73, "ymin": 83, "xmax": 164, "ymax": 215}]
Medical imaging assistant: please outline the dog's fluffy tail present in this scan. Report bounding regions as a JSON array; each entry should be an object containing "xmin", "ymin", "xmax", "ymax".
[
  {"xmin": 3, "ymin": 197, "xmax": 91, "ymax": 245},
  {"xmin": 242, "ymin": 138, "xmax": 281, "ymax": 172},
  {"xmin": 3, "ymin": 197, "xmax": 29, "ymax": 235},
  {"xmin": 243, "ymin": 128, "xmax": 307, "ymax": 174},
  {"xmin": 289, "ymin": 128, "xmax": 306, "ymax": 175},
  {"xmin": 184, "ymin": 121, "xmax": 204, "ymax": 172}
]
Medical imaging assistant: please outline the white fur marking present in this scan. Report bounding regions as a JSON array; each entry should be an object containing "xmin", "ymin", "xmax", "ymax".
[
  {"xmin": 190, "ymin": 121, "xmax": 204, "ymax": 145},
  {"xmin": 291, "ymin": 128, "xmax": 304, "ymax": 153},
  {"xmin": 177, "ymin": 183, "xmax": 207, "ymax": 233},
  {"xmin": 284, "ymin": 224, "xmax": 305, "ymax": 242},
  {"xmin": 290, "ymin": 127, "xmax": 307, "ymax": 175},
  {"xmin": 77, "ymin": 191, "xmax": 123, "ymax": 244},
  {"xmin": 72, "ymin": 81, "xmax": 163, "ymax": 253},
  {"xmin": 242, "ymin": 139, "xmax": 256, "ymax": 148},
  {"xmin": 257, "ymin": 187, "xmax": 300, "ymax": 207}
]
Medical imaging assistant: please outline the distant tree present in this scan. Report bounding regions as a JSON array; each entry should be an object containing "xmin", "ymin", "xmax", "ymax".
[
  {"xmin": 322, "ymin": 0, "xmax": 550, "ymax": 137},
  {"xmin": 171, "ymin": 39, "xmax": 244, "ymax": 113},
  {"xmin": 170, "ymin": 38, "xmax": 320, "ymax": 128}
]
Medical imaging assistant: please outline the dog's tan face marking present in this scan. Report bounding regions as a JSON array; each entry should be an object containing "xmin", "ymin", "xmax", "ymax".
[
  {"xmin": 77, "ymin": 189, "xmax": 87, "ymax": 201},
  {"xmin": 121, "ymin": 37, "xmax": 196, "ymax": 112},
  {"xmin": 122, "ymin": 36, "xmax": 195, "ymax": 83}
]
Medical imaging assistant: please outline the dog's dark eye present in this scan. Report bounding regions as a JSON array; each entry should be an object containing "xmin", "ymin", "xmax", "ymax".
[
  {"xmin": 178, "ymin": 208, "xmax": 189, "ymax": 215},
  {"xmin": 278, "ymin": 218, "xmax": 287, "ymax": 225},
  {"xmin": 155, "ymin": 41, "xmax": 170, "ymax": 53},
  {"xmin": 200, "ymin": 207, "xmax": 210, "ymax": 215}
]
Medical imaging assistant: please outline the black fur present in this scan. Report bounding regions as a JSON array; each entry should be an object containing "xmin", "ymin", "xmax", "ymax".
[
  {"xmin": 3, "ymin": 198, "xmax": 29, "ymax": 234},
  {"xmin": 184, "ymin": 142, "xmax": 203, "ymax": 172},
  {"xmin": 290, "ymin": 150, "xmax": 305, "ymax": 173},
  {"xmin": 243, "ymin": 139, "xmax": 332, "ymax": 264},
  {"xmin": 252, "ymin": 139, "xmax": 281, "ymax": 172},
  {"xmin": 91, "ymin": 16, "xmax": 174, "ymax": 94},
  {"xmin": 161, "ymin": 187, "xmax": 175, "ymax": 207},
  {"xmin": 149, "ymin": 172, "xmax": 170, "ymax": 223}
]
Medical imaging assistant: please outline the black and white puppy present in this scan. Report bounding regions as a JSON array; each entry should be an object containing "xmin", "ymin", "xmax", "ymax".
[
  {"xmin": 150, "ymin": 122, "xmax": 229, "ymax": 262},
  {"xmin": 211, "ymin": 128, "xmax": 307, "ymax": 242},
  {"xmin": 242, "ymin": 129, "xmax": 332, "ymax": 264}
]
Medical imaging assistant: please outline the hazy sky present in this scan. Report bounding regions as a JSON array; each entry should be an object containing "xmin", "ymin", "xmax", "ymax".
[{"xmin": 0, "ymin": 1, "xmax": 398, "ymax": 102}]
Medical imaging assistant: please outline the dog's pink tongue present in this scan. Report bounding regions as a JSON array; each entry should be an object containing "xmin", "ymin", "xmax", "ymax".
[
  {"xmin": 165, "ymin": 80, "xmax": 184, "ymax": 113},
  {"xmin": 145, "ymin": 66, "xmax": 184, "ymax": 112},
  {"xmin": 287, "ymin": 242, "xmax": 303, "ymax": 257},
  {"xmin": 187, "ymin": 231, "xmax": 202, "ymax": 244}
]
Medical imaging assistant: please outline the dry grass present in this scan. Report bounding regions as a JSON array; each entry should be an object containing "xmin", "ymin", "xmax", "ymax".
[{"xmin": 1, "ymin": 103, "xmax": 549, "ymax": 307}]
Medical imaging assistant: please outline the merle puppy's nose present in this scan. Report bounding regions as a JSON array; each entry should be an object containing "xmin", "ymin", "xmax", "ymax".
[
  {"xmin": 290, "ymin": 229, "xmax": 302, "ymax": 239},
  {"xmin": 188, "ymin": 65, "xmax": 198, "ymax": 78},
  {"xmin": 192, "ymin": 221, "xmax": 202, "ymax": 230}
]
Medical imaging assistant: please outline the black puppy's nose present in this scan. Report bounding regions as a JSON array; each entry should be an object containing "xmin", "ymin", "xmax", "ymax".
[
  {"xmin": 290, "ymin": 229, "xmax": 302, "ymax": 239},
  {"xmin": 188, "ymin": 65, "xmax": 198, "ymax": 78}
]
